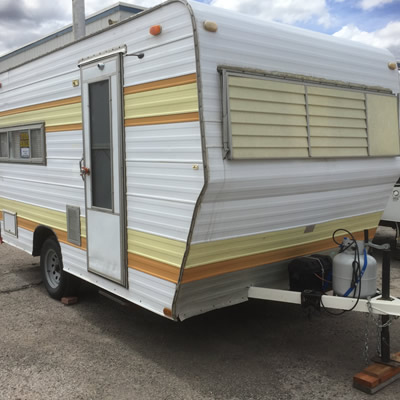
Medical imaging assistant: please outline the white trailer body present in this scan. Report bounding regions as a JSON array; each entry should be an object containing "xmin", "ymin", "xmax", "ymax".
[{"xmin": 0, "ymin": 0, "xmax": 399, "ymax": 320}]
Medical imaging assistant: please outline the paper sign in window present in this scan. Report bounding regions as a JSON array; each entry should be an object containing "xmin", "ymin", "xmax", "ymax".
[{"xmin": 20, "ymin": 132, "xmax": 30, "ymax": 158}]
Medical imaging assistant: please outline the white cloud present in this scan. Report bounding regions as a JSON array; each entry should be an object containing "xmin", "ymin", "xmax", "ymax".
[
  {"xmin": 210, "ymin": 0, "xmax": 334, "ymax": 27},
  {"xmin": 358, "ymin": 0, "xmax": 396, "ymax": 10},
  {"xmin": 333, "ymin": 21, "xmax": 400, "ymax": 57}
]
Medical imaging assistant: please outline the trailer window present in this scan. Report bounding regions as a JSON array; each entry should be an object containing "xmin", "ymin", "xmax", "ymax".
[
  {"xmin": 221, "ymin": 70, "xmax": 400, "ymax": 160},
  {"xmin": 0, "ymin": 123, "xmax": 45, "ymax": 164},
  {"xmin": 0, "ymin": 132, "xmax": 8, "ymax": 158},
  {"xmin": 89, "ymin": 80, "xmax": 112, "ymax": 210}
]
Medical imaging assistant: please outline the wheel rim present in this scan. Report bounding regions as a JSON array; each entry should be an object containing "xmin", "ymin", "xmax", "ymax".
[{"xmin": 44, "ymin": 248, "xmax": 61, "ymax": 289}]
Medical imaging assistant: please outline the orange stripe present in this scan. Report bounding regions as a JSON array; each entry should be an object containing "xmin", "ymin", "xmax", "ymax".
[
  {"xmin": 0, "ymin": 210, "xmax": 2, "ymax": 220},
  {"xmin": 0, "ymin": 96, "xmax": 81, "ymax": 118},
  {"xmin": 123, "ymin": 74, "xmax": 197, "ymax": 95},
  {"xmin": 127, "ymin": 253, "xmax": 180, "ymax": 283},
  {"xmin": 17, "ymin": 217, "xmax": 87, "ymax": 251},
  {"xmin": 125, "ymin": 112, "xmax": 199, "ymax": 127},
  {"xmin": 181, "ymin": 229, "xmax": 376, "ymax": 284},
  {"xmin": 46, "ymin": 123, "xmax": 83, "ymax": 132}
]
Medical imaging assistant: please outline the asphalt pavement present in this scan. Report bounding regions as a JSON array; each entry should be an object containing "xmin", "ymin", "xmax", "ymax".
[{"xmin": 1, "ymin": 228, "xmax": 400, "ymax": 400}]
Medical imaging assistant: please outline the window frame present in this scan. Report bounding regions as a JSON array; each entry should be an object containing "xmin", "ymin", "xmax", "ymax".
[
  {"xmin": 220, "ymin": 67, "xmax": 399, "ymax": 160},
  {"xmin": 0, "ymin": 122, "xmax": 46, "ymax": 165}
]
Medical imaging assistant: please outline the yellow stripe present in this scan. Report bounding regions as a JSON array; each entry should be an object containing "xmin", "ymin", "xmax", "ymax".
[
  {"xmin": 0, "ymin": 103, "xmax": 82, "ymax": 129},
  {"xmin": 0, "ymin": 97, "xmax": 81, "ymax": 117},
  {"xmin": 181, "ymin": 228, "xmax": 376, "ymax": 283},
  {"xmin": 186, "ymin": 212, "xmax": 382, "ymax": 268},
  {"xmin": 124, "ymin": 74, "xmax": 197, "ymax": 95},
  {"xmin": 0, "ymin": 197, "xmax": 86, "ymax": 238},
  {"xmin": 127, "ymin": 229, "xmax": 186, "ymax": 267},
  {"xmin": 124, "ymin": 82, "xmax": 198, "ymax": 120}
]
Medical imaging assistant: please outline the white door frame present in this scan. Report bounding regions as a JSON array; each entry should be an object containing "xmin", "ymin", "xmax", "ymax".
[{"xmin": 80, "ymin": 53, "xmax": 127, "ymax": 286}]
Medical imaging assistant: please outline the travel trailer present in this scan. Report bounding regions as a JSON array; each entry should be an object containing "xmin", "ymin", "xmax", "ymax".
[{"xmin": 1, "ymin": 0, "xmax": 400, "ymax": 321}]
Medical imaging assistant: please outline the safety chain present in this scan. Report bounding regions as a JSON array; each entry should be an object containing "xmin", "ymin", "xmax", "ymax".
[
  {"xmin": 364, "ymin": 297, "xmax": 399, "ymax": 359},
  {"xmin": 366, "ymin": 298, "xmax": 397, "ymax": 329},
  {"xmin": 377, "ymin": 322, "xmax": 381, "ymax": 357},
  {"xmin": 363, "ymin": 311, "xmax": 371, "ymax": 365}
]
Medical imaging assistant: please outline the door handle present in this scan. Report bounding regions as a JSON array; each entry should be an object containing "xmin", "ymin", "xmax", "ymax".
[{"xmin": 79, "ymin": 158, "xmax": 90, "ymax": 180}]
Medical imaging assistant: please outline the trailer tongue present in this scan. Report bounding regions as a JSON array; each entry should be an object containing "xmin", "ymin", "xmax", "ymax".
[
  {"xmin": 248, "ymin": 286, "xmax": 400, "ymax": 318},
  {"xmin": 249, "ymin": 235, "xmax": 400, "ymax": 394}
]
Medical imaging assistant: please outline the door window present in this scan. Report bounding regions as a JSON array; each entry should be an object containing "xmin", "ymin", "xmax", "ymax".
[{"xmin": 89, "ymin": 80, "xmax": 112, "ymax": 210}]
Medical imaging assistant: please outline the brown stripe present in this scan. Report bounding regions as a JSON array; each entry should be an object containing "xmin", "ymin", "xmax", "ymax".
[
  {"xmin": 0, "ymin": 96, "xmax": 81, "ymax": 118},
  {"xmin": 124, "ymin": 74, "xmax": 197, "ymax": 95},
  {"xmin": 46, "ymin": 123, "xmax": 83, "ymax": 132},
  {"xmin": 0, "ymin": 211, "xmax": 2, "ymax": 220},
  {"xmin": 125, "ymin": 112, "xmax": 199, "ymax": 127},
  {"xmin": 181, "ymin": 229, "xmax": 376, "ymax": 284},
  {"xmin": 128, "ymin": 253, "xmax": 180, "ymax": 283},
  {"xmin": 17, "ymin": 217, "xmax": 87, "ymax": 251}
]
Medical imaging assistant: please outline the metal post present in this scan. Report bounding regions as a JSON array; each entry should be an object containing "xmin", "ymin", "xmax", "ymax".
[
  {"xmin": 381, "ymin": 249, "xmax": 391, "ymax": 300},
  {"xmin": 72, "ymin": 0, "xmax": 86, "ymax": 41},
  {"xmin": 381, "ymin": 249, "xmax": 391, "ymax": 362}
]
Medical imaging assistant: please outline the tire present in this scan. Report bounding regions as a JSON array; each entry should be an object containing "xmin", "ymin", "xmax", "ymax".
[{"xmin": 40, "ymin": 237, "xmax": 80, "ymax": 299}]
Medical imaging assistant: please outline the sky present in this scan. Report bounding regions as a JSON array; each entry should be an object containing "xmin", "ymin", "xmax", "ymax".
[{"xmin": 0, "ymin": 0, "xmax": 399, "ymax": 59}]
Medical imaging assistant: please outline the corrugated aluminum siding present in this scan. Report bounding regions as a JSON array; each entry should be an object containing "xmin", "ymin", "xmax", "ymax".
[
  {"xmin": 172, "ymin": 1, "xmax": 400, "ymax": 319},
  {"xmin": 0, "ymin": 1, "xmax": 202, "ymax": 317}
]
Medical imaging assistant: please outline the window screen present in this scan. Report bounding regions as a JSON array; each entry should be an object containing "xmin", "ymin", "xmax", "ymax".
[
  {"xmin": 0, "ymin": 132, "xmax": 8, "ymax": 158},
  {"xmin": 0, "ymin": 123, "xmax": 45, "ymax": 164},
  {"xmin": 31, "ymin": 129, "xmax": 44, "ymax": 159},
  {"xmin": 89, "ymin": 80, "xmax": 112, "ymax": 210}
]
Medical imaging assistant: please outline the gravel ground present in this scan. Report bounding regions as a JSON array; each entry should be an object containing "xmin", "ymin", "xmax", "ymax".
[{"xmin": 1, "ymin": 227, "xmax": 400, "ymax": 400}]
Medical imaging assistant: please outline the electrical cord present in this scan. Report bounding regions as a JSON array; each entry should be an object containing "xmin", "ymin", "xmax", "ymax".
[{"xmin": 321, "ymin": 229, "xmax": 363, "ymax": 316}]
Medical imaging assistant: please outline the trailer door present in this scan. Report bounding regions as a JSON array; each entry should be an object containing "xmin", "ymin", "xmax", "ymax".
[{"xmin": 80, "ymin": 54, "xmax": 126, "ymax": 286}]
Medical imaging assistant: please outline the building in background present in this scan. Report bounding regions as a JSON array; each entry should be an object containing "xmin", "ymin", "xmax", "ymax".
[{"xmin": 0, "ymin": 2, "xmax": 145, "ymax": 72}]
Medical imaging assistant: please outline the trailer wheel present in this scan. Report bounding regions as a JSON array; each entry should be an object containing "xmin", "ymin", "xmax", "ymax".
[{"xmin": 40, "ymin": 237, "xmax": 80, "ymax": 299}]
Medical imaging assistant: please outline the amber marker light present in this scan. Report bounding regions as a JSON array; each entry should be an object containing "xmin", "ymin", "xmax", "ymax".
[
  {"xmin": 388, "ymin": 62, "xmax": 397, "ymax": 70},
  {"xmin": 163, "ymin": 308, "xmax": 173, "ymax": 318},
  {"xmin": 150, "ymin": 25, "xmax": 162, "ymax": 36},
  {"xmin": 203, "ymin": 20, "xmax": 218, "ymax": 32}
]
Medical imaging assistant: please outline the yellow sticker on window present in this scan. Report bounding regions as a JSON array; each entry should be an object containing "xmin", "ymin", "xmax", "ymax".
[{"xmin": 20, "ymin": 132, "xmax": 29, "ymax": 148}]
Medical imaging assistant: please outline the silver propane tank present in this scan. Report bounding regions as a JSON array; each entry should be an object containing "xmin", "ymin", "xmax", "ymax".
[{"xmin": 332, "ymin": 238, "xmax": 377, "ymax": 298}]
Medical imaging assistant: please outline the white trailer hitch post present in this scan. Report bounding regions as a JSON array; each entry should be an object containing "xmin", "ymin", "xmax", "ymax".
[{"xmin": 248, "ymin": 244, "xmax": 400, "ymax": 367}]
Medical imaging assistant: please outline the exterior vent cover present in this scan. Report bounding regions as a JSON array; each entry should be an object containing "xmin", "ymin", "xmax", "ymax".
[
  {"xmin": 3, "ymin": 210, "xmax": 17, "ymax": 237},
  {"xmin": 66, "ymin": 205, "xmax": 81, "ymax": 246}
]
